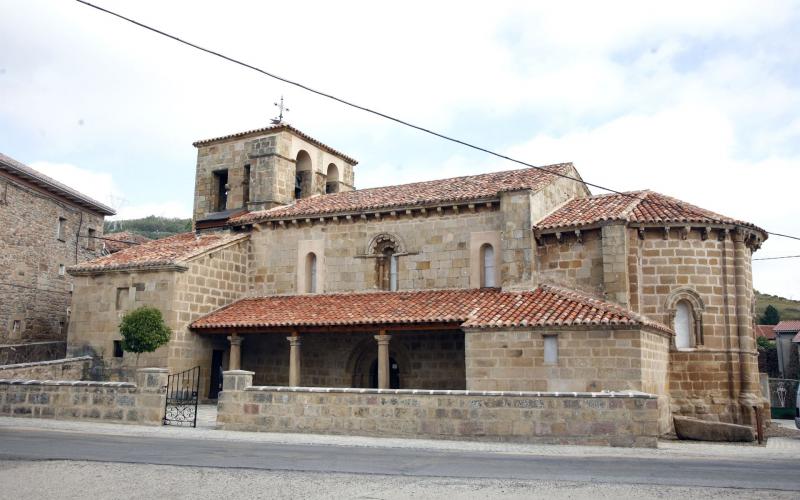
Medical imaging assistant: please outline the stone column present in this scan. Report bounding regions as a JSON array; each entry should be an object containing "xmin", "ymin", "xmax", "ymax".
[
  {"xmin": 733, "ymin": 230, "xmax": 761, "ymax": 408},
  {"xmin": 228, "ymin": 334, "xmax": 242, "ymax": 371},
  {"xmin": 374, "ymin": 332, "xmax": 392, "ymax": 389},
  {"xmin": 287, "ymin": 334, "xmax": 302, "ymax": 387}
]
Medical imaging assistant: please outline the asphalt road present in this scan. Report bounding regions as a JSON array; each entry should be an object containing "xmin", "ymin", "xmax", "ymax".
[{"xmin": 0, "ymin": 428, "xmax": 798, "ymax": 492}]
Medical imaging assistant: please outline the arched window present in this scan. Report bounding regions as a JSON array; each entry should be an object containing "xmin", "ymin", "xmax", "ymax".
[
  {"xmin": 674, "ymin": 301, "xmax": 692, "ymax": 349},
  {"xmin": 480, "ymin": 243, "xmax": 496, "ymax": 288},
  {"xmin": 305, "ymin": 252, "xmax": 317, "ymax": 293},
  {"xmin": 295, "ymin": 150, "xmax": 312, "ymax": 199},
  {"xmin": 326, "ymin": 163, "xmax": 339, "ymax": 194},
  {"xmin": 368, "ymin": 233, "xmax": 405, "ymax": 291},
  {"xmin": 666, "ymin": 287, "xmax": 704, "ymax": 349}
]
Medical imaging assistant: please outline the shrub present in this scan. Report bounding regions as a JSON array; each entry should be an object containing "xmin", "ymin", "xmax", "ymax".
[{"xmin": 119, "ymin": 306, "xmax": 171, "ymax": 365}]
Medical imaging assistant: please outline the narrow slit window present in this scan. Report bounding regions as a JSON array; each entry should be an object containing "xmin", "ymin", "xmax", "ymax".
[
  {"xmin": 544, "ymin": 335, "xmax": 558, "ymax": 364},
  {"xmin": 480, "ymin": 243, "xmax": 496, "ymax": 288},
  {"xmin": 87, "ymin": 228, "xmax": 96, "ymax": 250},
  {"xmin": 57, "ymin": 217, "xmax": 67, "ymax": 241},
  {"xmin": 305, "ymin": 252, "xmax": 317, "ymax": 293}
]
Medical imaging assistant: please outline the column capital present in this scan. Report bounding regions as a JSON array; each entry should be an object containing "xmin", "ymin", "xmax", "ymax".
[
  {"xmin": 227, "ymin": 334, "xmax": 243, "ymax": 346},
  {"xmin": 374, "ymin": 334, "xmax": 392, "ymax": 344},
  {"xmin": 286, "ymin": 336, "xmax": 302, "ymax": 346}
]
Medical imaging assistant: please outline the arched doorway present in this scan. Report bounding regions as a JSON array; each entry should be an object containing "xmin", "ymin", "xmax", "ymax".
[{"xmin": 369, "ymin": 357, "xmax": 400, "ymax": 389}]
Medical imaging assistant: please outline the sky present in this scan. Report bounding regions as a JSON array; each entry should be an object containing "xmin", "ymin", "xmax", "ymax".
[{"xmin": 1, "ymin": 0, "xmax": 798, "ymax": 298}]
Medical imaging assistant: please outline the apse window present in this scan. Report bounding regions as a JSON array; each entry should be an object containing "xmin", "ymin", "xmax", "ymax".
[{"xmin": 674, "ymin": 300, "xmax": 694, "ymax": 349}]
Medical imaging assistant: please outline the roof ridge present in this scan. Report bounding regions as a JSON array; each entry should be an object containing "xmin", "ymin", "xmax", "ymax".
[{"xmin": 618, "ymin": 190, "xmax": 649, "ymax": 220}]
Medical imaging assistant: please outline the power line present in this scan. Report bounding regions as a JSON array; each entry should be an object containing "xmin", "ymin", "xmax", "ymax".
[
  {"xmin": 74, "ymin": 0, "xmax": 800, "ymax": 243},
  {"xmin": 753, "ymin": 255, "xmax": 800, "ymax": 261}
]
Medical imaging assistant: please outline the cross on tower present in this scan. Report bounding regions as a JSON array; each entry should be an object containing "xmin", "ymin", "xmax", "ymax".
[{"xmin": 271, "ymin": 96, "xmax": 290, "ymax": 124}]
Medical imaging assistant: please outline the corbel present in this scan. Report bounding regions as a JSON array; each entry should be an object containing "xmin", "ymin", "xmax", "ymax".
[
  {"xmin": 373, "ymin": 212, "xmax": 381, "ymax": 220},
  {"xmin": 436, "ymin": 206, "xmax": 443, "ymax": 215},
  {"xmin": 701, "ymin": 227, "xmax": 711, "ymax": 241},
  {"xmin": 304, "ymin": 218, "xmax": 312, "ymax": 226},
  {"xmin": 662, "ymin": 226, "xmax": 670, "ymax": 240},
  {"xmin": 420, "ymin": 208, "xmax": 428, "ymax": 217},
  {"xmin": 485, "ymin": 202, "xmax": 492, "ymax": 210},
  {"xmin": 452, "ymin": 205, "xmax": 459, "ymax": 214},
  {"xmin": 332, "ymin": 215, "xmax": 339, "ymax": 223},
  {"xmin": 389, "ymin": 210, "xmax": 397, "ymax": 219},
  {"xmin": 681, "ymin": 226, "xmax": 690, "ymax": 240},
  {"xmin": 468, "ymin": 203, "xmax": 475, "ymax": 213},
  {"xmin": 360, "ymin": 214, "xmax": 367, "ymax": 221},
  {"xmin": 405, "ymin": 209, "xmax": 413, "ymax": 217},
  {"xmin": 345, "ymin": 215, "xmax": 353, "ymax": 222},
  {"xmin": 637, "ymin": 227, "xmax": 645, "ymax": 240},
  {"xmin": 574, "ymin": 229, "xmax": 582, "ymax": 244},
  {"xmin": 555, "ymin": 231, "xmax": 563, "ymax": 243},
  {"xmin": 718, "ymin": 228, "xmax": 729, "ymax": 241}
]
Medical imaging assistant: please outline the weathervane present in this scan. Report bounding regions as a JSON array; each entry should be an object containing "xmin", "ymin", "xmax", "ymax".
[{"xmin": 271, "ymin": 96, "xmax": 290, "ymax": 124}]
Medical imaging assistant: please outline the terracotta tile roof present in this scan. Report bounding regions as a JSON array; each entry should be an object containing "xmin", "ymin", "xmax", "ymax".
[
  {"xmin": 535, "ymin": 190, "xmax": 764, "ymax": 233},
  {"xmin": 102, "ymin": 232, "xmax": 152, "ymax": 253},
  {"xmin": 192, "ymin": 123, "xmax": 358, "ymax": 165},
  {"xmin": 0, "ymin": 152, "xmax": 115, "ymax": 215},
  {"xmin": 69, "ymin": 232, "xmax": 248, "ymax": 274},
  {"xmin": 755, "ymin": 325, "xmax": 777, "ymax": 340},
  {"xmin": 232, "ymin": 163, "xmax": 575, "ymax": 225},
  {"xmin": 774, "ymin": 320, "xmax": 800, "ymax": 332},
  {"xmin": 190, "ymin": 285, "xmax": 672, "ymax": 333}
]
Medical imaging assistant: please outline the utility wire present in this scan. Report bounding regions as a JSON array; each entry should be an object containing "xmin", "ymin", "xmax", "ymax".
[
  {"xmin": 753, "ymin": 255, "xmax": 800, "ymax": 261},
  {"xmin": 75, "ymin": 0, "xmax": 800, "ymax": 243}
]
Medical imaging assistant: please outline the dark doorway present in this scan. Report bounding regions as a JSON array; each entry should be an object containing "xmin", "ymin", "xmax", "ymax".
[
  {"xmin": 209, "ymin": 349, "xmax": 224, "ymax": 399},
  {"xmin": 369, "ymin": 357, "xmax": 400, "ymax": 389},
  {"xmin": 214, "ymin": 169, "xmax": 229, "ymax": 211}
]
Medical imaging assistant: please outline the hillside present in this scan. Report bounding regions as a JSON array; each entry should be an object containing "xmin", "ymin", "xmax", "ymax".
[
  {"xmin": 755, "ymin": 291, "xmax": 800, "ymax": 322},
  {"xmin": 104, "ymin": 216, "xmax": 191, "ymax": 240}
]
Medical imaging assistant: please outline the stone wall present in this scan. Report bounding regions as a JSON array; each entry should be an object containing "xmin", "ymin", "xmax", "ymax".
[
  {"xmin": 0, "ymin": 356, "xmax": 92, "ymax": 380},
  {"xmin": 535, "ymin": 229, "xmax": 603, "ymax": 294},
  {"xmin": 0, "ymin": 341, "xmax": 66, "ymax": 365},
  {"xmin": 217, "ymin": 371, "xmax": 659, "ymax": 447},
  {"xmin": 241, "ymin": 331, "xmax": 465, "ymax": 390},
  {"xmin": 0, "ymin": 368, "xmax": 167, "ymax": 425},
  {"xmin": 0, "ymin": 170, "xmax": 105, "ymax": 346}
]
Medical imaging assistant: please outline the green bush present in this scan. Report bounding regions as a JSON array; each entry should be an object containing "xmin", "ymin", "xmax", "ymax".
[{"xmin": 119, "ymin": 306, "xmax": 171, "ymax": 365}]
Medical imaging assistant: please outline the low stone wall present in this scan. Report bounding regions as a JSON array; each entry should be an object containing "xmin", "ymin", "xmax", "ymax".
[
  {"xmin": 0, "ymin": 341, "xmax": 66, "ymax": 365},
  {"xmin": 0, "ymin": 356, "xmax": 92, "ymax": 380},
  {"xmin": 0, "ymin": 368, "xmax": 167, "ymax": 425},
  {"xmin": 218, "ymin": 371, "xmax": 659, "ymax": 447}
]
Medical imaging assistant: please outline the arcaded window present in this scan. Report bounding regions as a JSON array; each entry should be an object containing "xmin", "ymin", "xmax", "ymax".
[
  {"xmin": 242, "ymin": 164, "xmax": 251, "ymax": 206},
  {"xmin": 295, "ymin": 150, "xmax": 312, "ymax": 199},
  {"xmin": 326, "ymin": 163, "xmax": 339, "ymax": 194},
  {"xmin": 480, "ymin": 243, "xmax": 496, "ymax": 288},
  {"xmin": 213, "ymin": 169, "xmax": 229, "ymax": 212},
  {"xmin": 674, "ymin": 300, "xmax": 693, "ymax": 349},
  {"xmin": 305, "ymin": 252, "xmax": 317, "ymax": 293}
]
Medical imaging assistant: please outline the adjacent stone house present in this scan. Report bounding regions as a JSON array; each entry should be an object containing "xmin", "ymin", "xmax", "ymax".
[
  {"xmin": 0, "ymin": 153, "xmax": 115, "ymax": 362},
  {"xmin": 66, "ymin": 124, "xmax": 767, "ymax": 433}
]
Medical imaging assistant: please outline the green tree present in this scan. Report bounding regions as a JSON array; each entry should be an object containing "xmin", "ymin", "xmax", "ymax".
[
  {"xmin": 761, "ymin": 304, "xmax": 780, "ymax": 325},
  {"xmin": 119, "ymin": 306, "xmax": 171, "ymax": 365}
]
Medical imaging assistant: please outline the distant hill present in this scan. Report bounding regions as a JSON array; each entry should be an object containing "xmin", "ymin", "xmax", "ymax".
[
  {"xmin": 104, "ymin": 216, "xmax": 191, "ymax": 240},
  {"xmin": 755, "ymin": 290, "xmax": 800, "ymax": 322}
]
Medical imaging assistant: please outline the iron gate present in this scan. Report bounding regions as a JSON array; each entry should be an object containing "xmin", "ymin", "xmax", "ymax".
[{"xmin": 163, "ymin": 366, "xmax": 200, "ymax": 427}]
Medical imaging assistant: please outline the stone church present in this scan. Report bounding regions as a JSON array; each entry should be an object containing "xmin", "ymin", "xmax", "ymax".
[{"xmin": 66, "ymin": 123, "xmax": 766, "ymax": 435}]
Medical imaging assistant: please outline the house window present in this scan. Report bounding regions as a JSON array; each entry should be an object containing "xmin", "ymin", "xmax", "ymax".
[
  {"xmin": 10, "ymin": 320, "xmax": 21, "ymax": 339},
  {"xmin": 116, "ymin": 287, "xmax": 129, "ymax": 310},
  {"xmin": 213, "ymin": 169, "xmax": 229, "ymax": 212},
  {"xmin": 113, "ymin": 340, "xmax": 124, "ymax": 358},
  {"xmin": 58, "ymin": 264, "xmax": 66, "ymax": 277},
  {"xmin": 59, "ymin": 321, "xmax": 66, "ymax": 336},
  {"xmin": 242, "ymin": 164, "xmax": 251, "ymax": 206},
  {"xmin": 480, "ymin": 243, "xmax": 496, "ymax": 288},
  {"xmin": 674, "ymin": 300, "xmax": 693, "ymax": 349},
  {"xmin": 57, "ymin": 217, "xmax": 67, "ymax": 241},
  {"xmin": 544, "ymin": 335, "xmax": 558, "ymax": 364},
  {"xmin": 87, "ymin": 228, "xmax": 96, "ymax": 250},
  {"xmin": 305, "ymin": 252, "xmax": 317, "ymax": 293}
]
